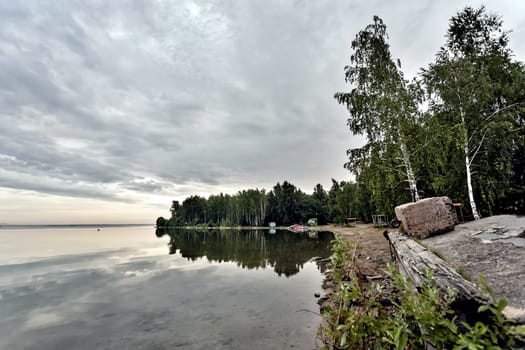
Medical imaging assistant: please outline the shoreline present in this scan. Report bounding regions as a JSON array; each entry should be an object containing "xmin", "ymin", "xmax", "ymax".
[{"xmin": 315, "ymin": 223, "xmax": 393, "ymax": 304}]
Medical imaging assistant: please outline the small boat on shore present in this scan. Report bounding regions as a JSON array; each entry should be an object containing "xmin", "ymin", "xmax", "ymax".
[{"xmin": 287, "ymin": 224, "xmax": 309, "ymax": 233}]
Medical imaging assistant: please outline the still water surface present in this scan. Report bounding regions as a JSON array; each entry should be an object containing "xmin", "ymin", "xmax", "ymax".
[{"xmin": 0, "ymin": 226, "xmax": 333, "ymax": 349}]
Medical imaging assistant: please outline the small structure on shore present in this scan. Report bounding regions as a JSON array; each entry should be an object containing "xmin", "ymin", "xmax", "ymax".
[
  {"xmin": 287, "ymin": 224, "xmax": 309, "ymax": 233},
  {"xmin": 372, "ymin": 214, "xmax": 389, "ymax": 227}
]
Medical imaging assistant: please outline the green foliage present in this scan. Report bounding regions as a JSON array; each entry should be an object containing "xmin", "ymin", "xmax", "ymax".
[
  {"xmin": 421, "ymin": 6, "xmax": 525, "ymax": 216},
  {"xmin": 328, "ymin": 179, "xmax": 360, "ymax": 223},
  {"xmin": 336, "ymin": 7, "xmax": 525, "ymax": 217},
  {"xmin": 167, "ymin": 180, "xmax": 366, "ymax": 226},
  {"xmin": 335, "ymin": 16, "xmax": 423, "ymax": 213},
  {"xmin": 267, "ymin": 181, "xmax": 304, "ymax": 225},
  {"xmin": 156, "ymin": 216, "xmax": 168, "ymax": 227},
  {"xmin": 174, "ymin": 195, "xmax": 205, "ymax": 224},
  {"xmin": 319, "ymin": 236, "xmax": 524, "ymax": 349},
  {"xmin": 170, "ymin": 200, "xmax": 180, "ymax": 218},
  {"xmin": 312, "ymin": 184, "xmax": 330, "ymax": 224}
]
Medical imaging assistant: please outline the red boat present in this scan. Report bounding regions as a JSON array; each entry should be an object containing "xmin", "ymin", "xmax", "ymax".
[{"xmin": 287, "ymin": 224, "xmax": 309, "ymax": 233}]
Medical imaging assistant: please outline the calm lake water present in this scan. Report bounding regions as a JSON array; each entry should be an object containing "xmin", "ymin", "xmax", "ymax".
[{"xmin": 0, "ymin": 226, "xmax": 333, "ymax": 350}]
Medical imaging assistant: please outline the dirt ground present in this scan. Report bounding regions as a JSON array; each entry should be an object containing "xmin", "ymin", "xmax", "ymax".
[
  {"xmin": 322, "ymin": 223, "xmax": 393, "ymax": 276},
  {"xmin": 314, "ymin": 223, "xmax": 394, "ymax": 311}
]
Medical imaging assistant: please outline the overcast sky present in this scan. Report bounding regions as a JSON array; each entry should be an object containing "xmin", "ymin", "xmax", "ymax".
[{"xmin": 1, "ymin": 1, "xmax": 524, "ymax": 224}]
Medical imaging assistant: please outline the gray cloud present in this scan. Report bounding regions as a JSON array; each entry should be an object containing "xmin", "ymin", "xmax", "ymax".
[
  {"xmin": 0, "ymin": 0, "xmax": 524, "ymax": 203},
  {"xmin": 121, "ymin": 178, "xmax": 174, "ymax": 193},
  {"xmin": 0, "ymin": 169, "xmax": 125, "ymax": 202}
]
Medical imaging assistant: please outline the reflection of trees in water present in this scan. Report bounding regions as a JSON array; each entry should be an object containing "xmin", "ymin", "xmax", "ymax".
[{"xmin": 155, "ymin": 228, "xmax": 333, "ymax": 277}]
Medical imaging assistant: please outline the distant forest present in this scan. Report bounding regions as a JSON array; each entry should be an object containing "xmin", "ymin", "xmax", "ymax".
[
  {"xmin": 162, "ymin": 180, "xmax": 363, "ymax": 227},
  {"xmin": 162, "ymin": 6, "xmax": 524, "ymax": 227}
]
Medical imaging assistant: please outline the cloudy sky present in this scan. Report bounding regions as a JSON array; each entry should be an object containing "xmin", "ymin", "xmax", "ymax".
[{"xmin": 1, "ymin": 1, "xmax": 524, "ymax": 224}]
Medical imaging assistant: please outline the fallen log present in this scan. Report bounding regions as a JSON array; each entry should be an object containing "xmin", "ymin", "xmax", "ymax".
[{"xmin": 384, "ymin": 231, "xmax": 489, "ymax": 322}]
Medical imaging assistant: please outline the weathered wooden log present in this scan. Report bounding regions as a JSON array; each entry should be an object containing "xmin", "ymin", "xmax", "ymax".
[{"xmin": 385, "ymin": 231, "xmax": 489, "ymax": 320}]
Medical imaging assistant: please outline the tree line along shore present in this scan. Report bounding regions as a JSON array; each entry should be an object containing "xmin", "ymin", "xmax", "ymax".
[{"xmin": 157, "ymin": 180, "xmax": 363, "ymax": 228}]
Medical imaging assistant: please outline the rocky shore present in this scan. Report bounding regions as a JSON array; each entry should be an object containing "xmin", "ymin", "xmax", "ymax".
[{"xmin": 424, "ymin": 215, "xmax": 525, "ymax": 323}]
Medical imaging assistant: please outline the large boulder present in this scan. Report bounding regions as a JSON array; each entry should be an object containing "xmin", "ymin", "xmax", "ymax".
[{"xmin": 395, "ymin": 197, "xmax": 457, "ymax": 239}]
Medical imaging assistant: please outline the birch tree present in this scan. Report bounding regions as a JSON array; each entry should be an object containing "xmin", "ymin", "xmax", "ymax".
[
  {"xmin": 422, "ymin": 6, "xmax": 524, "ymax": 219},
  {"xmin": 335, "ymin": 16, "xmax": 423, "ymax": 208}
]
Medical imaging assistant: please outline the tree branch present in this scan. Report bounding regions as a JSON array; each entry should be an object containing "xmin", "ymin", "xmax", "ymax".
[
  {"xmin": 468, "ymin": 101, "xmax": 524, "ymax": 146},
  {"xmin": 468, "ymin": 130, "xmax": 488, "ymax": 166}
]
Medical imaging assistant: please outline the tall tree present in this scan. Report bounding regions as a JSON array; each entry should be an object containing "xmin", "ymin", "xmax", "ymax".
[
  {"xmin": 178, "ymin": 195, "xmax": 207, "ymax": 224},
  {"xmin": 312, "ymin": 184, "xmax": 330, "ymax": 224},
  {"xmin": 267, "ymin": 181, "xmax": 303, "ymax": 225},
  {"xmin": 170, "ymin": 200, "xmax": 180, "ymax": 218},
  {"xmin": 328, "ymin": 179, "xmax": 358, "ymax": 223},
  {"xmin": 422, "ymin": 6, "xmax": 525, "ymax": 218},
  {"xmin": 335, "ymin": 16, "xmax": 423, "ymax": 209}
]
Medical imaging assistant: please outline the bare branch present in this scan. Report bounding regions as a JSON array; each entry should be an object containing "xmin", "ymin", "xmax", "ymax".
[
  {"xmin": 468, "ymin": 102, "xmax": 524, "ymax": 146},
  {"xmin": 468, "ymin": 130, "xmax": 488, "ymax": 166},
  {"xmin": 481, "ymin": 102, "xmax": 524, "ymax": 124}
]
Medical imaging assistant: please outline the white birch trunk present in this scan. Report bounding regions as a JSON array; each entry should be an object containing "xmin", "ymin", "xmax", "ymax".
[
  {"xmin": 400, "ymin": 141, "xmax": 420, "ymax": 202},
  {"xmin": 464, "ymin": 146, "xmax": 481, "ymax": 220},
  {"xmin": 460, "ymin": 108, "xmax": 481, "ymax": 220}
]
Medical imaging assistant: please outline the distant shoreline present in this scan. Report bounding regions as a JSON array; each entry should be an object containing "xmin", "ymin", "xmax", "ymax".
[
  {"xmin": 0, "ymin": 223, "xmax": 153, "ymax": 229},
  {"xmin": 156, "ymin": 224, "xmax": 338, "ymax": 230}
]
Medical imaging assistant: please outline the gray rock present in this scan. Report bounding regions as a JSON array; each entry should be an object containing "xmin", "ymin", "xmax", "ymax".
[{"xmin": 395, "ymin": 197, "xmax": 457, "ymax": 239}]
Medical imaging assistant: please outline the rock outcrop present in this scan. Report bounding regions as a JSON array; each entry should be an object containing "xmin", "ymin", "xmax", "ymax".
[{"xmin": 395, "ymin": 197, "xmax": 457, "ymax": 239}]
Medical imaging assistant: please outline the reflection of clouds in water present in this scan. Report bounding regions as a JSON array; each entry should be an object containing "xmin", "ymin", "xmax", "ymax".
[
  {"xmin": 117, "ymin": 258, "xmax": 173, "ymax": 280},
  {"xmin": 117, "ymin": 252, "xmax": 218, "ymax": 277},
  {"xmin": 138, "ymin": 247, "xmax": 171, "ymax": 257},
  {"xmin": 121, "ymin": 259, "xmax": 221, "ymax": 282},
  {"xmin": 165, "ymin": 256, "xmax": 215, "ymax": 271},
  {"xmin": 1, "ymin": 230, "xmax": 330, "ymax": 350},
  {"xmin": 1, "ymin": 249, "xmax": 166, "ymax": 287},
  {"xmin": 21, "ymin": 300, "xmax": 92, "ymax": 332},
  {"xmin": 1, "ymin": 251, "xmax": 323, "ymax": 349},
  {"xmin": 12, "ymin": 260, "xmax": 223, "ymax": 332},
  {"xmin": 104, "ymin": 246, "xmax": 176, "ymax": 268},
  {"xmin": 23, "ymin": 311, "xmax": 64, "ymax": 330},
  {"xmin": 123, "ymin": 270, "xmax": 151, "ymax": 278},
  {"xmin": 3, "ymin": 253, "xmax": 197, "ymax": 297}
]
